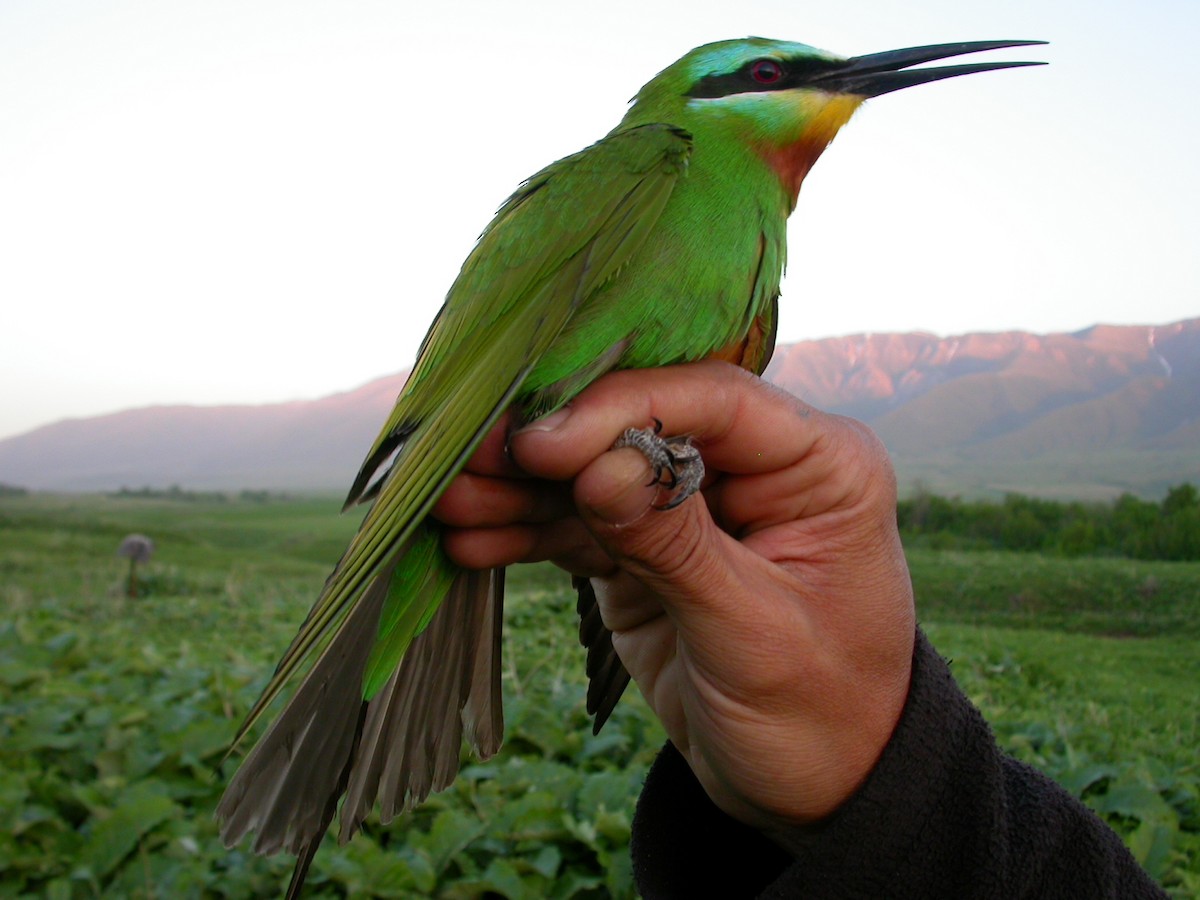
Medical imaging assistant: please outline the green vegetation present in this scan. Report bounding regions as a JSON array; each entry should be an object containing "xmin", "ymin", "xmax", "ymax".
[
  {"xmin": 900, "ymin": 482, "xmax": 1200, "ymax": 561},
  {"xmin": 1, "ymin": 493, "xmax": 1197, "ymax": 897}
]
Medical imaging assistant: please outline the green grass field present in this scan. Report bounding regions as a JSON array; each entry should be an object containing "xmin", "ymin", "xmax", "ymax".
[{"xmin": 1, "ymin": 494, "xmax": 1197, "ymax": 897}]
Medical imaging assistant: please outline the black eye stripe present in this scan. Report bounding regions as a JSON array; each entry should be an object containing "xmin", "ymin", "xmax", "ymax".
[{"xmin": 687, "ymin": 56, "xmax": 846, "ymax": 99}]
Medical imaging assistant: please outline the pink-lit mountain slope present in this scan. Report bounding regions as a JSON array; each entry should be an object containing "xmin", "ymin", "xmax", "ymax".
[{"xmin": 2, "ymin": 319, "xmax": 1195, "ymax": 499}]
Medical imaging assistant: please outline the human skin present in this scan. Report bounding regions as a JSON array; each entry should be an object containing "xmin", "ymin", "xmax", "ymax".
[{"xmin": 431, "ymin": 360, "xmax": 916, "ymax": 835}]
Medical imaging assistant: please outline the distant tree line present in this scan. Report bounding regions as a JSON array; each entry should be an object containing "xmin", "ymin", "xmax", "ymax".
[
  {"xmin": 112, "ymin": 485, "xmax": 289, "ymax": 503},
  {"xmin": 897, "ymin": 483, "xmax": 1200, "ymax": 561}
]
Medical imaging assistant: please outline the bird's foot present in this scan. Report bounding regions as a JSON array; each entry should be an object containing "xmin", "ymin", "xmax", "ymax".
[{"xmin": 613, "ymin": 418, "xmax": 703, "ymax": 510}]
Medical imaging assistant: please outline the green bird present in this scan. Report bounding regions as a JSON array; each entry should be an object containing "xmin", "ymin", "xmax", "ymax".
[{"xmin": 217, "ymin": 36, "xmax": 1045, "ymax": 893}]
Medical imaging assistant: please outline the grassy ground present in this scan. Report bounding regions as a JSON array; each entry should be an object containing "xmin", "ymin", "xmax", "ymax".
[{"xmin": 1, "ymin": 494, "xmax": 1196, "ymax": 897}]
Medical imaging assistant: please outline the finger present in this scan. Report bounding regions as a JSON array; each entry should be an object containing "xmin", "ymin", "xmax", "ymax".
[
  {"xmin": 512, "ymin": 362, "xmax": 890, "ymax": 529},
  {"xmin": 461, "ymin": 412, "xmax": 526, "ymax": 478},
  {"xmin": 442, "ymin": 517, "xmax": 614, "ymax": 575},
  {"xmin": 432, "ymin": 472, "xmax": 573, "ymax": 528},
  {"xmin": 588, "ymin": 566, "xmax": 672, "ymax": 634},
  {"xmin": 704, "ymin": 416, "xmax": 897, "ymax": 537},
  {"xmin": 572, "ymin": 446, "xmax": 811, "ymax": 665},
  {"xmin": 511, "ymin": 361, "xmax": 833, "ymax": 479}
]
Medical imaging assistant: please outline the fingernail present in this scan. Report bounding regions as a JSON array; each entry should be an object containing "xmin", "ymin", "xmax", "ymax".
[
  {"xmin": 588, "ymin": 452, "xmax": 656, "ymax": 526},
  {"xmin": 514, "ymin": 406, "xmax": 571, "ymax": 434}
]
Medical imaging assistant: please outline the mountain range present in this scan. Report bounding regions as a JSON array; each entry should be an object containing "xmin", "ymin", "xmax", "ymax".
[{"xmin": 2, "ymin": 318, "xmax": 1196, "ymax": 499}]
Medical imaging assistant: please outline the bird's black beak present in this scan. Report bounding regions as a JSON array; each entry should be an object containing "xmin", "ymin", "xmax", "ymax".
[{"xmin": 814, "ymin": 40, "xmax": 1047, "ymax": 98}]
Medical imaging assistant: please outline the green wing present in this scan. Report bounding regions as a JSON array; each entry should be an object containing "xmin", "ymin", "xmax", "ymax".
[{"xmin": 229, "ymin": 123, "xmax": 693, "ymax": 751}]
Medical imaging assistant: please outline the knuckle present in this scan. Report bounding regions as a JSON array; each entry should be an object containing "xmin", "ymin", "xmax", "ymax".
[
  {"xmin": 828, "ymin": 415, "xmax": 898, "ymax": 506},
  {"xmin": 619, "ymin": 502, "xmax": 722, "ymax": 593}
]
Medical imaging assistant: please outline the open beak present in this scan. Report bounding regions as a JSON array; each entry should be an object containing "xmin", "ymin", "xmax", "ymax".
[{"xmin": 814, "ymin": 40, "xmax": 1047, "ymax": 97}]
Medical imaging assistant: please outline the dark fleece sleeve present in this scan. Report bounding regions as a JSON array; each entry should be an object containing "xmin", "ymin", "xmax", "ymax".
[{"xmin": 630, "ymin": 630, "xmax": 1167, "ymax": 899}]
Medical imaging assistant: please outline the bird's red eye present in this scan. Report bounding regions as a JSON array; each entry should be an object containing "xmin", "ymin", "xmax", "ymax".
[{"xmin": 750, "ymin": 59, "xmax": 784, "ymax": 84}]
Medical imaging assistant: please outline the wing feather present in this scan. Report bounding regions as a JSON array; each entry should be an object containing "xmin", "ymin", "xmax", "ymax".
[{"xmin": 219, "ymin": 124, "xmax": 693, "ymax": 857}]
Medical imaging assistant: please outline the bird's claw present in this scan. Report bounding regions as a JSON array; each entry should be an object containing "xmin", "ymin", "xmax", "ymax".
[{"xmin": 613, "ymin": 418, "xmax": 704, "ymax": 510}]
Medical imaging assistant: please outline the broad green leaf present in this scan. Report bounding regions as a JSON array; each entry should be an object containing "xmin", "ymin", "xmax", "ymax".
[
  {"xmin": 496, "ymin": 791, "xmax": 568, "ymax": 842},
  {"xmin": 79, "ymin": 783, "xmax": 177, "ymax": 878},
  {"xmin": 1058, "ymin": 761, "xmax": 1118, "ymax": 797},
  {"xmin": 549, "ymin": 869, "xmax": 604, "ymax": 899},
  {"xmin": 158, "ymin": 717, "xmax": 232, "ymax": 764},
  {"xmin": 458, "ymin": 856, "xmax": 543, "ymax": 900},
  {"xmin": 525, "ymin": 843, "xmax": 561, "ymax": 879},
  {"xmin": 605, "ymin": 848, "xmax": 636, "ymax": 899},
  {"xmin": 1092, "ymin": 776, "xmax": 1175, "ymax": 823},
  {"xmin": 593, "ymin": 808, "xmax": 631, "ymax": 844},
  {"xmin": 0, "ymin": 658, "xmax": 41, "ymax": 688},
  {"xmin": 0, "ymin": 770, "xmax": 30, "ymax": 814},
  {"xmin": 1125, "ymin": 817, "xmax": 1177, "ymax": 879},
  {"xmin": 423, "ymin": 808, "xmax": 485, "ymax": 874},
  {"xmin": 577, "ymin": 770, "xmax": 638, "ymax": 819}
]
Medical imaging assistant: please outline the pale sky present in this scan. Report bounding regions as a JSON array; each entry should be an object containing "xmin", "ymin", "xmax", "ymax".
[{"xmin": 2, "ymin": 0, "xmax": 1197, "ymax": 441}]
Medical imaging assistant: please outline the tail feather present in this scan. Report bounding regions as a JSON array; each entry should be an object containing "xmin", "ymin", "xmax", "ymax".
[
  {"xmin": 216, "ymin": 560, "xmax": 390, "ymax": 855},
  {"xmin": 462, "ymin": 567, "xmax": 505, "ymax": 757},
  {"xmin": 284, "ymin": 838, "xmax": 323, "ymax": 900},
  {"xmin": 217, "ymin": 551, "xmax": 506, "ymax": 892},
  {"xmin": 341, "ymin": 566, "xmax": 505, "ymax": 840},
  {"xmin": 574, "ymin": 576, "xmax": 632, "ymax": 734},
  {"xmin": 283, "ymin": 704, "xmax": 364, "ymax": 900}
]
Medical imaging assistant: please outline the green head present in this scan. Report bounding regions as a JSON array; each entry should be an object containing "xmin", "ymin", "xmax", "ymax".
[{"xmin": 622, "ymin": 37, "xmax": 1046, "ymax": 202}]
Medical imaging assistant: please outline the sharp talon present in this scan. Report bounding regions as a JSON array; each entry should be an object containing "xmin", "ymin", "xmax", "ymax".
[
  {"xmin": 612, "ymin": 420, "xmax": 704, "ymax": 510},
  {"xmin": 653, "ymin": 493, "xmax": 689, "ymax": 512}
]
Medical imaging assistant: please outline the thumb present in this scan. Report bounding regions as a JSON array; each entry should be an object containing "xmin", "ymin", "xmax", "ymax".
[{"xmin": 572, "ymin": 446, "xmax": 781, "ymax": 641}]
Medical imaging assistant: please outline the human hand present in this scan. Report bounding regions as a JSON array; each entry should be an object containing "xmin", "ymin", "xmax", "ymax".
[{"xmin": 432, "ymin": 360, "xmax": 915, "ymax": 834}]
